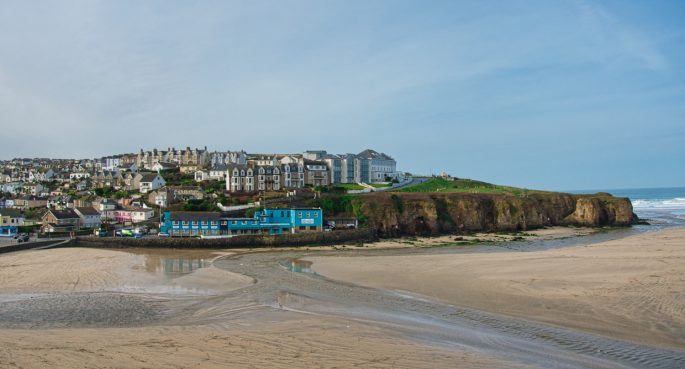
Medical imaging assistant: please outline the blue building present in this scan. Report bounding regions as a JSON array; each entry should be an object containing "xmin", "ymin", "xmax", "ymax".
[
  {"xmin": 160, "ymin": 208, "xmax": 323, "ymax": 237},
  {"xmin": 0, "ymin": 209, "xmax": 23, "ymax": 237}
]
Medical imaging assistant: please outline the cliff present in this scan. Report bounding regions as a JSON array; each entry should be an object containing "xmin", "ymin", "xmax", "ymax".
[{"xmin": 348, "ymin": 192, "xmax": 634, "ymax": 237}]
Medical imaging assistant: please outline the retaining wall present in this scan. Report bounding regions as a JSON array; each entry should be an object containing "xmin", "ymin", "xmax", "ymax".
[
  {"xmin": 0, "ymin": 239, "xmax": 73, "ymax": 254},
  {"xmin": 71, "ymin": 228, "xmax": 377, "ymax": 249}
]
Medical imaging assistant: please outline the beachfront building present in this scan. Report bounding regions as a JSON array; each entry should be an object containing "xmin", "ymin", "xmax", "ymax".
[
  {"xmin": 160, "ymin": 208, "xmax": 323, "ymax": 237},
  {"xmin": 74, "ymin": 207, "xmax": 102, "ymax": 229},
  {"xmin": 0, "ymin": 209, "xmax": 24, "ymax": 237},
  {"xmin": 41, "ymin": 209, "xmax": 81, "ymax": 233}
]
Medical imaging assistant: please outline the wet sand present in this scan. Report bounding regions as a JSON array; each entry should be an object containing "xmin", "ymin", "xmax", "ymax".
[
  {"xmin": 308, "ymin": 226, "xmax": 685, "ymax": 349},
  {"xmin": 0, "ymin": 318, "xmax": 532, "ymax": 369},
  {"xmin": 0, "ymin": 247, "xmax": 525, "ymax": 368},
  {"xmin": 0, "ymin": 227, "xmax": 684, "ymax": 368}
]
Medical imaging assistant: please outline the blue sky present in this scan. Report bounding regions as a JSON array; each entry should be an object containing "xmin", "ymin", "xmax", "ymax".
[{"xmin": 0, "ymin": 0, "xmax": 683, "ymax": 190}]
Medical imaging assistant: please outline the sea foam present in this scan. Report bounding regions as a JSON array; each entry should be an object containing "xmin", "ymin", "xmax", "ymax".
[{"xmin": 632, "ymin": 197, "xmax": 685, "ymax": 210}]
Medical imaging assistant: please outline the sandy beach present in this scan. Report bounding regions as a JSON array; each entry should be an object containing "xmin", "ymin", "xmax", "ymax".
[
  {"xmin": 0, "ymin": 227, "xmax": 683, "ymax": 368},
  {"xmin": 309, "ymin": 226, "xmax": 685, "ymax": 349},
  {"xmin": 0, "ymin": 247, "xmax": 529, "ymax": 368}
]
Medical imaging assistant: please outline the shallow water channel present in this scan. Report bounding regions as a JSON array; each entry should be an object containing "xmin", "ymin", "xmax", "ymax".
[{"xmin": 1, "ymin": 219, "xmax": 684, "ymax": 368}]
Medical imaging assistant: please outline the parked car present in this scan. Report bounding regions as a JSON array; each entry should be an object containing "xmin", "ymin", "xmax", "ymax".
[
  {"xmin": 16, "ymin": 234, "xmax": 30, "ymax": 243},
  {"xmin": 115, "ymin": 229, "xmax": 134, "ymax": 237},
  {"xmin": 157, "ymin": 232, "xmax": 170, "ymax": 237}
]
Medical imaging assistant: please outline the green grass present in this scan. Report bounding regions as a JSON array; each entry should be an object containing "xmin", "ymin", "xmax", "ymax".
[
  {"xmin": 397, "ymin": 177, "xmax": 530, "ymax": 196},
  {"xmin": 334, "ymin": 183, "xmax": 366, "ymax": 191},
  {"xmin": 370, "ymin": 183, "xmax": 392, "ymax": 188}
]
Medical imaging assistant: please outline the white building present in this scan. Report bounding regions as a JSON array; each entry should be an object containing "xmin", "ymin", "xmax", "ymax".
[
  {"xmin": 138, "ymin": 173, "xmax": 166, "ymax": 194},
  {"xmin": 74, "ymin": 207, "xmax": 102, "ymax": 229}
]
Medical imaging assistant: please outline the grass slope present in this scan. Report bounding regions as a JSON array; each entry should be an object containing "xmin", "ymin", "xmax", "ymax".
[{"xmin": 397, "ymin": 177, "xmax": 534, "ymax": 196}]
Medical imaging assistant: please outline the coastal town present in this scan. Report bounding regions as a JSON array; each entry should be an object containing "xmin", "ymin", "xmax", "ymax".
[{"xmin": 0, "ymin": 147, "xmax": 403, "ymax": 239}]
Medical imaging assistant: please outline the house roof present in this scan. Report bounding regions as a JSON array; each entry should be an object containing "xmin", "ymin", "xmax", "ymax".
[
  {"xmin": 76, "ymin": 207, "xmax": 101, "ymax": 216},
  {"xmin": 169, "ymin": 212, "xmax": 221, "ymax": 221},
  {"xmin": 140, "ymin": 173, "xmax": 160, "ymax": 182},
  {"xmin": 357, "ymin": 149, "xmax": 394, "ymax": 161},
  {"xmin": 49, "ymin": 209, "xmax": 80, "ymax": 220},
  {"xmin": 0, "ymin": 209, "xmax": 23, "ymax": 218},
  {"xmin": 303, "ymin": 159, "xmax": 327, "ymax": 166}
]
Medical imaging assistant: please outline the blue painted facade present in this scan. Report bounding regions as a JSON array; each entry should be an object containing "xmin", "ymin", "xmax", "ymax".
[
  {"xmin": 0, "ymin": 226, "xmax": 18, "ymax": 237},
  {"xmin": 160, "ymin": 208, "xmax": 323, "ymax": 237}
]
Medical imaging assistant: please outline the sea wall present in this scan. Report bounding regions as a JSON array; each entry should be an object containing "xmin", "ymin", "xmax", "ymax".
[
  {"xmin": 356, "ymin": 192, "xmax": 635, "ymax": 237},
  {"xmin": 0, "ymin": 239, "xmax": 72, "ymax": 254},
  {"xmin": 71, "ymin": 228, "xmax": 377, "ymax": 249}
]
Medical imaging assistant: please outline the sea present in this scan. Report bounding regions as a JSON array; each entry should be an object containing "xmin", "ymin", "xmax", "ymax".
[{"xmin": 570, "ymin": 187, "xmax": 685, "ymax": 226}]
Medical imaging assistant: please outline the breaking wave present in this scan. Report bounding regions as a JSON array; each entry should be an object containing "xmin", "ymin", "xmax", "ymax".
[{"xmin": 632, "ymin": 197, "xmax": 685, "ymax": 210}]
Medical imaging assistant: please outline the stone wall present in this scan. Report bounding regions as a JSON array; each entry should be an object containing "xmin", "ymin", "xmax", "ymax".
[
  {"xmin": 71, "ymin": 228, "xmax": 377, "ymax": 249},
  {"xmin": 0, "ymin": 239, "xmax": 73, "ymax": 254}
]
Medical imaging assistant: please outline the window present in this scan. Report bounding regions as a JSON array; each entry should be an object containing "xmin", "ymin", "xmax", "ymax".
[
  {"xmin": 280, "ymin": 211, "xmax": 284, "ymax": 217},
  {"xmin": 182, "ymin": 221, "xmax": 188, "ymax": 225},
  {"xmin": 232, "ymin": 220, "xmax": 237, "ymax": 225},
  {"xmin": 299, "ymin": 226, "xmax": 306, "ymax": 230},
  {"xmin": 172, "ymin": 221, "xmax": 179, "ymax": 226},
  {"xmin": 310, "ymin": 226, "xmax": 316, "ymax": 230},
  {"xmin": 314, "ymin": 212, "xmax": 318, "ymax": 218},
  {"xmin": 242, "ymin": 221, "xmax": 247, "ymax": 225},
  {"xmin": 306, "ymin": 212, "xmax": 310, "ymax": 218},
  {"xmin": 297, "ymin": 212, "xmax": 302, "ymax": 218}
]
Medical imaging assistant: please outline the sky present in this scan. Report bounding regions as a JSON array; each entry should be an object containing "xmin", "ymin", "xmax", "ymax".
[{"xmin": 0, "ymin": 0, "xmax": 683, "ymax": 190}]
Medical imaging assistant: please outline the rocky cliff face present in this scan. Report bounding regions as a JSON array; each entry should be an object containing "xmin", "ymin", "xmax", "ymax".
[{"xmin": 354, "ymin": 192, "xmax": 634, "ymax": 237}]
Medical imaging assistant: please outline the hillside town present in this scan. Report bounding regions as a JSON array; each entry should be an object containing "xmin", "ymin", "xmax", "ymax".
[{"xmin": 0, "ymin": 147, "xmax": 403, "ymax": 239}]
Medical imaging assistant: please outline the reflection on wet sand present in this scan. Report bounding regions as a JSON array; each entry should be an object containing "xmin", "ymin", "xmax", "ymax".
[
  {"xmin": 1, "ymin": 225, "xmax": 684, "ymax": 368},
  {"xmin": 117, "ymin": 248, "xmax": 216, "ymax": 278}
]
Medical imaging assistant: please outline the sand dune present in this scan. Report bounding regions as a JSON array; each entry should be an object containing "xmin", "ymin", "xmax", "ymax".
[{"xmin": 309, "ymin": 227, "xmax": 685, "ymax": 349}]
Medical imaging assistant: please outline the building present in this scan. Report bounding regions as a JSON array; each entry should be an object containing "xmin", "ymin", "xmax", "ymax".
[
  {"xmin": 74, "ymin": 207, "xmax": 102, "ymax": 229},
  {"xmin": 137, "ymin": 147, "xmax": 209, "ymax": 170},
  {"xmin": 159, "ymin": 208, "xmax": 323, "ymax": 237},
  {"xmin": 208, "ymin": 164, "xmax": 229, "ymax": 180},
  {"xmin": 138, "ymin": 173, "xmax": 166, "ymax": 193},
  {"xmin": 303, "ymin": 160, "xmax": 330, "ymax": 187},
  {"xmin": 225, "ymin": 165, "xmax": 255, "ymax": 192},
  {"xmin": 111, "ymin": 208, "xmax": 155, "ymax": 224},
  {"xmin": 303, "ymin": 149, "xmax": 398, "ymax": 184},
  {"xmin": 280, "ymin": 163, "xmax": 304, "ymax": 189},
  {"xmin": 91, "ymin": 171, "xmax": 123, "ymax": 189},
  {"xmin": 255, "ymin": 165, "xmax": 281, "ymax": 191},
  {"xmin": 0, "ymin": 209, "xmax": 24, "ymax": 237},
  {"xmin": 356, "ymin": 149, "xmax": 397, "ymax": 183},
  {"xmin": 101, "ymin": 157, "xmax": 122, "ymax": 171},
  {"xmin": 41, "ymin": 209, "xmax": 81, "ymax": 233}
]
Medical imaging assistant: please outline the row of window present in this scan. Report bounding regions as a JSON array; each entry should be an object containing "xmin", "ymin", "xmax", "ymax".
[{"xmin": 171, "ymin": 220, "xmax": 262, "ymax": 226}]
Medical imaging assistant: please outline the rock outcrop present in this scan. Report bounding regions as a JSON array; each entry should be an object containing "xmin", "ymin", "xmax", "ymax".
[{"xmin": 352, "ymin": 192, "xmax": 634, "ymax": 237}]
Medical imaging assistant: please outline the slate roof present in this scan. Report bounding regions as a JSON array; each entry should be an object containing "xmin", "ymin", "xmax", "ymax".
[
  {"xmin": 76, "ymin": 207, "xmax": 101, "ymax": 216},
  {"xmin": 49, "ymin": 209, "xmax": 80, "ymax": 220},
  {"xmin": 169, "ymin": 212, "xmax": 221, "ymax": 221},
  {"xmin": 357, "ymin": 149, "xmax": 394, "ymax": 161},
  {"xmin": 140, "ymin": 173, "xmax": 160, "ymax": 182},
  {"xmin": 0, "ymin": 209, "xmax": 22, "ymax": 218}
]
